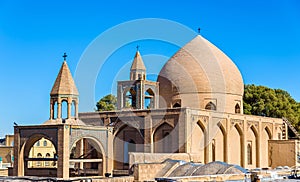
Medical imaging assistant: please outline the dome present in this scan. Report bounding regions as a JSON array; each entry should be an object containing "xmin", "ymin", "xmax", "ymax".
[{"xmin": 157, "ymin": 35, "xmax": 244, "ymax": 113}]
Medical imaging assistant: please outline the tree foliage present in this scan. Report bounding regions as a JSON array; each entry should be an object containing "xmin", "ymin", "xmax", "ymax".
[
  {"xmin": 96, "ymin": 94, "xmax": 117, "ymax": 111},
  {"xmin": 243, "ymin": 84, "xmax": 300, "ymax": 130}
]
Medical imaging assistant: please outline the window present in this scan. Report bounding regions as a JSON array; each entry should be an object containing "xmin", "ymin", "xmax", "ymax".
[
  {"xmin": 247, "ymin": 143, "xmax": 252, "ymax": 165},
  {"xmin": 173, "ymin": 103, "xmax": 181, "ymax": 108},
  {"xmin": 205, "ymin": 102, "xmax": 216, "ymax": 110},
  {"xmin": 45, "ymin": 153, "xmax": 50, "ymax": 166},
  {"xmin": 235, "ymin": 103, "xmax": 241, "ymax": 114},
  {"xmin": 36, "ymin": 141, "xmax": 40, "ymax": 146},
  {"xmin": 43, "ymin": 140, "xmax": 47, "ymax": 146},
  {"xmin": 37, "ymin": 153, "xmax": 42, "ymax": 167}
]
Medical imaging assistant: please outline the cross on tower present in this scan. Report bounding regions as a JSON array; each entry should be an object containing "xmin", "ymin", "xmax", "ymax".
[
  {"xmin": 63, "ymin": 53, "xmax": 67, "ymax": 61},
  {"xmin": 136, "ymin": 45, "xmax": 140, "ymax": 51},
  {"xmin": 198, "ymin": 27, "xmax": 201, "ymax": 34}
]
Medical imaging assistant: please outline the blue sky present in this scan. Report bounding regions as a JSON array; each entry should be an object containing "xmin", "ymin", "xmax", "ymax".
[{"xmin": 0, "ymin": 0, "xmax": 300, "ymax": 137}]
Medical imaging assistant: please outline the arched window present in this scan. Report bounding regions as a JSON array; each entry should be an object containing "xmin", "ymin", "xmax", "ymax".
[
  {"xmin": 37, "ymin": 153, "xmax": 42, "ymax": 167},
  {"xmin": 205, "ymin": 102, "xmax": 216, "ymax": 110},
  {"xmin": 144, "ymin": 88, "xmax": 154, "ymax": 109},
  {"xmin": 173, "ymin": 103, "xmax": 181, "ymax": 108},
  {"xmin": 61, "ymin": 100, "xmax": 68, "ymax": 119},
  {"xmin": 43, "ymin": 140, "xmax": 47, "ymax": 146},
  {"xmin": 247, "ymin": 143, "xmax": 252, "ymax": 165},
  {"xmin": 36, "ymin": 141, "xmax": 40, "ymax": 146},
  {"xmin": 124, "ymin": 88, "xmax": 136, "ymax": 109},
  {"xmin": 235, "ymin": 103, "xmax": 241, "ymax": 114},
  {"xmin": 45, "ymin": 153, "xmax": 51, "ymax": 166}
]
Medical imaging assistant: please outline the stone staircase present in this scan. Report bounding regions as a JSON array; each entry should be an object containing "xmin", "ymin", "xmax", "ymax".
[{"xmin": 282, "ymin": 117, "xmax": 300, "ymax": 139}]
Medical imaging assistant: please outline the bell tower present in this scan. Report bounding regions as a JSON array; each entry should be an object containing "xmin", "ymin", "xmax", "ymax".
[
  {"xmin": 49, "ymin": 53, "xmax": 79, "ymax": 122},
  {"xmin": 117, "ymin": 49, "xmax": 159, "ymax": 110},
  {"xmin": 130, "ymin": 50, "xmax": 146, "ymax": 81}
]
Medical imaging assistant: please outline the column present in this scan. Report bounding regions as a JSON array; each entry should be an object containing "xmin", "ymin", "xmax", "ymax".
[
  {"xmin": 50, "ymin": 100, "xmax": 54, "ymax": 120},
  {"xmin": 144, "ymin": 115, "xmax": 153, "ymax": 153},
  {"xmin": 257, "ymin": 121, "xmax": 262, "ymax": 168},
  {"xmin": 75, "ymin": 101, "xmax": 79, "ymax": 119},
  {"xmin": 57, "ymin": 99, "xmax": 62, "ymax": 119},
  {"xmin": 67, "ymin": 100, "xmax": 72, "ymax": 119},
  {"xmin": 242, "ymin": 119, "xmax": 247, "ymax": 168},
  {"xmin": 57, "ymin": 125, "xmax": 70, "ymax": 179},
  {"xmin": 13, "ymin": 127, "xmax": 22, "ymax": 176}
]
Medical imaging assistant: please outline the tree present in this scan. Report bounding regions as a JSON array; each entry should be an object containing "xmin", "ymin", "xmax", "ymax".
[
  {"xmin": 96, "ymin": 94, "xmax": 117, "ymax": 111},
  {"xmin": 243, "ymin": 84, "xmax": 300, "ymax": 131}
]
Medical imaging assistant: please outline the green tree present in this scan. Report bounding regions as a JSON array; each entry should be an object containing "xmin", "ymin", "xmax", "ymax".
[
  {"xmin": 243, "ymin": 84, "xmax": 300, "ymax": 131},
  {"xmin": 96, "ymin": 94, "xmax": 117, "ymax": 111}
]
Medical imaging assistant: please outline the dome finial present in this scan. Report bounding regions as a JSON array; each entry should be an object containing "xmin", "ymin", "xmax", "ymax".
[
  {"xmin": 136, "ymin": 45, "xmax": 140, "ymax": 51},
  {"xmin": 62, "ymin": 52, "xmax": 67, "ymax": 61}
]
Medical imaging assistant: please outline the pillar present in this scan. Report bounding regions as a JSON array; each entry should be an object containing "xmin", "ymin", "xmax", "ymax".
[
  {"xmin": 57, "ymin": 125, "xmax": 70, "ymax": 179},
  {"xmin": 75, "ymin": 101, "xmax": 79, "ymax": 119},
  {"xmin": 50, "ymin": 100, "xmax": 54, "ymax": 120},
  {"xmin": 13, "ymin": 127, "xmax": 22, "ymax": 176},
  {"xmin": 224, "ymin": 118, "xmax": 229, "ymax": 163},
  {"xmin": 67, "ymin": 101, "xmax": 72, "ymax": 119},
  {"xmin": 57, "ymin": 100, "xmax": 62, "ymax": 119},
  {"xmin": 79, "ymin": 139, "xmax": 84, "ymax": 169},
  {"xmin": 144, "ymin": 115, "xmax": 153, "ymax": 153},
  {"xmin": 242, "ymin": 119, "xmax": 247, "ymax": 168}
]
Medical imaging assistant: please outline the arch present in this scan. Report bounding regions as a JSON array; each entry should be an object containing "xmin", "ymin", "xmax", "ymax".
[
  {"xmin": 235, "ymin": 103, "xmax": 241, "ymax": 114},
  {"xmin": 264, "ymin": 126, "xmax": 272, "ymax": 139},
  {"xmin": 22, "ymin": 134, "xmax": 57, "ymax": 176},
  {"xmin": 205, "ymin": 102, "xmax": 216, "ymax": 110},
  {"xmin": 144, "ymin": 88, "xmax": 155, "ymax": 109},
  {"xmin": 190, "ymin": 120, "xmax": 207, "ymax": 163},
  {"xmin": 113, "ymin": 124, "xmax": 144, "ymax": 170},
  {"xmin": 173, "ymin": 102, "xmax": 181, "ymax": 108},
  {"xmin": 214, "ymin": 123, "xmax": 226, "ymax": 162},
  {"xmin": 261, "ymin": 126, "xmax": 272, "ymax": 168},
  {"xmin": 124, "ymin": 87, "xmax": 136, "ymax": 108},
  {"xmin": 61, "ymin": 100, "xmax": 68, "ymax": 119},
  {"xmin": 69, "ymin": 136, "xmax": 106, "ymax": 177},
  {"xmin": 250, "ymin": 125, "xmax": 259, "ymax": 167},
  {"xmin": 228, "ymin": 124, "xmax": 243, "ymax": 166},
  {"xmin": 247, "ymin": 125, "xmax": 258, "ymax": 167},
  {"xmin": 153, "ymin": 122, "xmax": 174, "ymax": 153}
]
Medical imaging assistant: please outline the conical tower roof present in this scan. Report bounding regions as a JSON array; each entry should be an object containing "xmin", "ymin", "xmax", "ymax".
[
  {"xmin": 50, "ymin": 61, "xmax": 79, "ymax": 96},
  {"xmin": 130, "ymin": 51, "xmax": 146, "ymax": 71}
]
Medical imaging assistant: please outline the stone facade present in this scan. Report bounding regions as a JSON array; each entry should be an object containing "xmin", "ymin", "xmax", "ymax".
[{"xmin": 10, "ymin": 35, "xmax": 295, "ymax": 181}]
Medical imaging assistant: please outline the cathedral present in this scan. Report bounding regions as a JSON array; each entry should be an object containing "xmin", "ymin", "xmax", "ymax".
[{"xmin": 12, "ymin": 35, "xmax": 293, "ymax": 180}]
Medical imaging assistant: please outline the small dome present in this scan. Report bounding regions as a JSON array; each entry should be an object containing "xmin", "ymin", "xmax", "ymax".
[{"xmin": 157, "ymin": 35, "xmax": 244, "ymax": 113}]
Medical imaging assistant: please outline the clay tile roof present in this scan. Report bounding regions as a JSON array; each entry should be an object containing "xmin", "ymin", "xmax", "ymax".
[
  {"xmin": 50, "ymin": 61, "xmax": 79, "ymax": 96},
  {"xmin": 130, "ymin": 51, "xmax": 146, "ymax": 71}
]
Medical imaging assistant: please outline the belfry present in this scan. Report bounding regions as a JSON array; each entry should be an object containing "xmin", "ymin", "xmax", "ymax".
[{"xmin": 117, "ymin": 50, "xmax": 159, "ymax": 110}]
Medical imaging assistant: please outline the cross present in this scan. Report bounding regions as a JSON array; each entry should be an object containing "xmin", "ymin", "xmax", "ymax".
[
  {"xmin": 63, "ymin": 52, "xmax": 67, "ymax": 61},
  {"xmin": 198, "ymin": 27, "xmax": 201, "ymax": 34},
  {"xmin": 136, "ymin": 45, "xmax": 139, "ymax": 51}
]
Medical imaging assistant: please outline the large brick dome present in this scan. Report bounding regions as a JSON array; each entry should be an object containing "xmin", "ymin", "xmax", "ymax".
[{"xmin": 157, "ymin": 35, "xmax": 244, "ymax": 113}]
